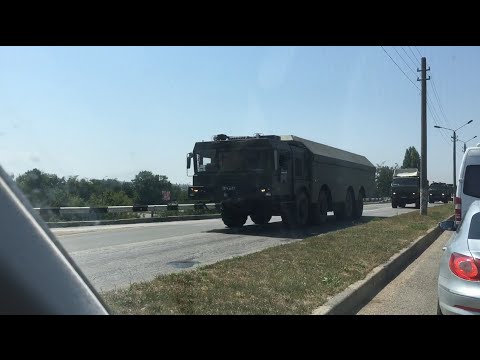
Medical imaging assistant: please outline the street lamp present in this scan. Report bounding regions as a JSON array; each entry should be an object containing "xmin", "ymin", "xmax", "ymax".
[
  {"xmin": 434, "ymin": 120, "xmax": 474, "ymax": 195},
  {"xmin": 458, "ymin": 135, "xmax": 477, "ymax": 152}
]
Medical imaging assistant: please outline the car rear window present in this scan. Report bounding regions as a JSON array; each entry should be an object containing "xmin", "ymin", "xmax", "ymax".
[
  {"xmin": 468, "ymin": 213, "xmax": 480, "ymax": 240},
  {"xmin": 464, "ymin": 165, "xmax": 480, "ymax": 198}
]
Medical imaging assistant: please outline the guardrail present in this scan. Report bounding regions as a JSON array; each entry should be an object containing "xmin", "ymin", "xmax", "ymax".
[
  {"xmin": 34, "ymin": 203, "xmax": 218, "ymax": 216},
  {"xmin": 34, "ymin": 198, "xmax": 389, "ymax": 215}
]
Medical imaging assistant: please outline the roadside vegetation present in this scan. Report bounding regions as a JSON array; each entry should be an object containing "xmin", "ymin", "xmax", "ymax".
[
  {"xmin": 13, "ymin": 168, "xmax": 191, "ymax": 221},
  {"xmin": 103, "ymin": 203, "xmax": 453, "ymax": 315}
]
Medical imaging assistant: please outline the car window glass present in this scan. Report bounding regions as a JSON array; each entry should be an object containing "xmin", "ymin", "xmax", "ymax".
[
  {"xmin": 468, "ymin": 213, "xmax": 480, "ymax": 240},
  {"xmin": 464, "ymin": 165, "xmax": 480, "ymax": 198}
]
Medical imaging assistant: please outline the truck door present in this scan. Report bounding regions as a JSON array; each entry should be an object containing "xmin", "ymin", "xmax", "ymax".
[
  {"xmin": 275, "ymin": 148, "xmax": 294, "ymax": 201},
  {"xmin": 292, "ymin": 146, "xmax": 309, "ymax": 195}
]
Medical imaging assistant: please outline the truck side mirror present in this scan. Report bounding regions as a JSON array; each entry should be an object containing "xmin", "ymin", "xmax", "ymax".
[{"xmin": 187, "ymin": 153, "xmax": 193, "ymax": 169}]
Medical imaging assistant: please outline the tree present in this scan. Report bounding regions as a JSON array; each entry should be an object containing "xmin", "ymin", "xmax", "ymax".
[
  {"xmin": 171, "ymin": 183, "xmax": 189, "ymax": 202},
  {"xmin": 132, "ymin": 171, "xmax": 172, "ymax": 205},
  {"xmin": 15, "ymin": 168, "xmax": 66, "ymax": 207},
  {"xmin": 89, "ymin": 191, "xmax": 133, "ymax": 206},
  {"xmin": 402, "ymin": 146, "xmax": 420, "ymax": 169},
  {"xmin": 376, "ymin": 162, "xmax": 398, "ymax": 197},
  {"xmin": 15, "ymin": 168, "xmax": 176, "ymax": 207}
]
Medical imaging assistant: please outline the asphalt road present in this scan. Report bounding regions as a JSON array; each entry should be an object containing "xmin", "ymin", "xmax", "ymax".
[
  {"xmin": 356, "ymin": 230, "xmax": 453, "ymax": 315},
  {"xmin": 53, "ymin": 202, "xmax": 440, "ymax": 292}
]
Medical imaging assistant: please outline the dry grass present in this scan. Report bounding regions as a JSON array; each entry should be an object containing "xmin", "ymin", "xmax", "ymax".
[{"xmin": 103, "ymin": 204, "xmax": 453, "ymax": 315}]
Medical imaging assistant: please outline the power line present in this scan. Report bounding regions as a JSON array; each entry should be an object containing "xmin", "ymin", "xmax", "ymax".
[
  {"xmin": 430, "ymin": 76, "xmax": 452, "ymax": 128},
  {"xmin": 427, "ymin": 92, "xmax": 446, "ymax": 127},
  {"xmin": 393, "ymin": 46, "xmax": 417, "ymax": 77},
  {"xmin": 381, "ymin": 46, "xmax": 420, "ymax": 91},
  {"xmin": 401, "ymin": 46, "xmax": 419, "ymax": 71},
  {"xmin": 427, "ymin": 101, "xmax": 451, "ymax": 144},
  {"xmin": 415, "ymin": 46, "xmax": 453, "ymax": 129},
  {"xmin": 409, "ymin": 46, "xmax": 420, "ymax": 64},
  {"xmin": 427, "ymin": 94, "xmax": 443, "ymax": 125},
  {"xmin": 415, "ymin": 46, "xmax": 423, "ymax": 60}
]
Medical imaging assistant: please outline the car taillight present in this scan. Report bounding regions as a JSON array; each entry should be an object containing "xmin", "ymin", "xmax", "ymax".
[
  {"xmin": 455, "ymin": 197, "xmax": 462, "ymax": 225},
  {"xmin": 449, "ymin": 252, "xmax": 480, "ymax": 281}
]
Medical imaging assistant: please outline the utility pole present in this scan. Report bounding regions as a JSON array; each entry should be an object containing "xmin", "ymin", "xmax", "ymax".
[
  {"xmin": 434, "ymin": 124, "xmax": 473, "ymax": 196},
  {"xmin": 417, "ymin": 57, "xmax": 430, "ymax": 215},
  {"xmin": 453, "ymin": 132, "xmax": 457, "ymax": 195}
]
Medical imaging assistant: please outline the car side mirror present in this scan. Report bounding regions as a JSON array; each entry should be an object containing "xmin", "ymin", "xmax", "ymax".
[{"xmin": 439, "ymin": 220, "xmax": 457, "ymax": 231}]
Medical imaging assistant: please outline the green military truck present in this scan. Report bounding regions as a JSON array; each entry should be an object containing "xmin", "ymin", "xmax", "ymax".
[
  {"xmin": 187, "ymin": 134, "xmax": 376, "ymax": 227},
  {"xmin": 446, "ymin": 184, "xmax": 454, "ymax": 201},
  {"xmin": 429, "ymin": 182, "xmax": 449, "ymax": 203},
  {"xmin": 391, "ymin": 168, "xmax": 420, "ymax": 209}
]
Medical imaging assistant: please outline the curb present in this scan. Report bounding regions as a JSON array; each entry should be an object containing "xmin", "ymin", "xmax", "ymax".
[
  {"xmin": 47, "ymin": 214, "xmax": 221, "ymax": 228},
  {"xmin": 312, "ymin": 215, "xmax": 453, "ymax": 315}
]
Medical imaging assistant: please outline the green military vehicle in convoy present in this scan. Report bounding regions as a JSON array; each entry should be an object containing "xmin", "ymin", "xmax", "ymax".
[
  {"xmin": 187, "ymin": 134, "xmax": 376, "ymax": 227},
  {"xmin": 429, "ymin": 182, "xmax": 449, "ymax": 203},
  {"xmin": 391, "ymin": 168, "xmax": 420, "ymax": 209},
  {"xmin": 446, "ymin": 184, "xmax": 454, "ymax": 201}
]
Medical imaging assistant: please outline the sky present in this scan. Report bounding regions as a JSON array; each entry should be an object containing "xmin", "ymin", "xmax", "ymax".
[{"xmin": 1, "ymin": 46, "xmax": 480, "ymax": 185}]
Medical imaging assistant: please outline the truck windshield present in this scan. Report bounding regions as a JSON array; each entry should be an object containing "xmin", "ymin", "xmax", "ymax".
[
  {"xmin": 194, "ymin": 149, "xmax": 272, "ymax": 174},
  {"xmin": 392, "ymin": 178, "xmax": 419, "ymax": 186}
]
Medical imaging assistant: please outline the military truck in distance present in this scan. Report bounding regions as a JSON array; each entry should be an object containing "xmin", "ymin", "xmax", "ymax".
[
  {"xmin": 429, "ymin": 182, "xmax": 449, "ymax": 204},
  {"xmin": 391, "ymin": 168, "xmax": 420, "ymax": 209},
  {"xmin": 187, "ymin": 134, "xmax": 376, "ymax": 228},
  {"xmin": 446, "ymin": 184, "xmax": 454, "ymax": 200}
]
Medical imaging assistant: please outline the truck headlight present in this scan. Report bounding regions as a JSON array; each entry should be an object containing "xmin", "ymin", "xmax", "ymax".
[
  {"xmin": 260, "ymin": 187, "xmax": 271, "ymax": 195},
  {"xmin": 442, "ymin": 193, "xmax": 445, "ymax": 196},
  {"xmin": 429, "ymin": 193, "xmax": 432, "ymax": 196},
  {"xmin": 412, "ymin": 193, "xmax": 416, "ymax": 195},
  {"xmin": 392, "ymin": 192, "xmax": 396, "ymax": 195}
]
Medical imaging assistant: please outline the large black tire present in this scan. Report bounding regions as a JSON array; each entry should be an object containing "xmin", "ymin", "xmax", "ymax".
[
  {"xmin": 294, "ymin": 191, "xmax": 309, "ymax": 226},
  {"xmin": 392, "ymin": 201, "xmax": 398, "ymax": 209},
  {"xmin": 415, "ymin": 200, "xmax": 420, "ymax": 209},
  {"xmin": 399, "ymin": 203, "xmax": 406, "ymax": 208},
  {"xmin": 250, "ymin": 212, "xmax": 272, "ymax": 225},
  {"xmin": 336, "ymin": 189, "xmax": 354, "ymax": 220},
  {"xmin": 221, "ymin": 210, "xmax": 247, "ymax": 228},
  {"xmin": 281, "ymin": 212, "xmax": 292, "ymax": 225},
  {"xmin": 309, "ymin": 190, "xmax": 328, "ymax": 225},
  {"xmin": 353, "ymin": 192, "xmax": 364, "ymax": 219}
]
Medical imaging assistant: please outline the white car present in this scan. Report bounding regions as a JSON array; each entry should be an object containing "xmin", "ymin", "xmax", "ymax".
[
  {"xmin": 438, "ymin": 200, "xmax": 480, "ymax": 315},
  {"xmin": 455, "ymin": 144, "xmax": 480, "ymax": 226}
]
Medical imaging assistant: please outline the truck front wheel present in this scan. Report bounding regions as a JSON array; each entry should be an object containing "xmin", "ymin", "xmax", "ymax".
[
  {"xmin": 221, "ymin": 210, "xmax": 247, "ymax": 228},
  {"xmin": 310, "ymin": 190, "xmax": 328, "ymax": 225},
  {"xmin": 295, "ymin": 191, "xmax": 309, "ymax": 226},
  {"xmin": 250, "ymin": 212, "xmax": 272, "ymax": 225}
]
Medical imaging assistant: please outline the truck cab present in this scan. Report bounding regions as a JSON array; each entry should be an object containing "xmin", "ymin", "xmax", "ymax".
[
  {"xmin": 428, "ymin": 182, "xmax": 449, "ymax": 204},
  {"xmin": 391, "ymin": 168, "xmax": 420, "ymax": 209}
]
